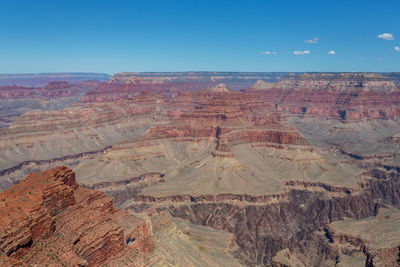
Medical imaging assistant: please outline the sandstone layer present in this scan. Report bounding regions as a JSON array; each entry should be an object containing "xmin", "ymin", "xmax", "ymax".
[
  {"xmin": 0, "ymin": 166, "xmax": 154, "ymax": 266},
  {"xmin": 245, "ymin": 73, "xmax": 400, "ymax": 121}
]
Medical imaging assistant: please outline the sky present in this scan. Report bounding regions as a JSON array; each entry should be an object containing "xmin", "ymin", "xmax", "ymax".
[{"xmin": 0, "ymin": 0, "xmax": 399, "ymax": 74}]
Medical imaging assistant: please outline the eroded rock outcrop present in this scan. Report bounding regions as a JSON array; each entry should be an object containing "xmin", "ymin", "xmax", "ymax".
[
  {"xmin": 0, "ymin": 81, "xmax": 99, "ymax": 128},
  {"xmin": 245, "ymin": 73, "xmax": 400, "ymax": 121},
  {"xmin": 204, "ymin": 83, "xmax": 230, "ymax": 93},
  {"xmin": 0, "ymin": 166, "xmax": 154, "ymax": 266},
  {"xmin": 124, "ymin": 166, "xmax": 400, "ymax": 266},
  {"xmin": 327, "ymin": 207, "xmax": 400, "ymax": 267},
  {"xmin": 247, "ymin": 73, "xmax": 399, "ymax": 92}
]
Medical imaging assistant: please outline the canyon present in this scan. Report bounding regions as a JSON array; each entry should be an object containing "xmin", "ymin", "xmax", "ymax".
[
  {"xmin": 0, "ymin": 72, "xmax": 400, "ymax": 266},
  {"xmin": 0, "ymin": 72, "xmax": 110, "ymax": 87}
]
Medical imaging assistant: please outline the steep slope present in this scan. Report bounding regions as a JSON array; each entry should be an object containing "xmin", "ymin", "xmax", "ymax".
[
  {"xmin": 146, "ymin": 211, "xmax": 244, "ymax": 266},
  {"xmin": 245, "ymin": 73, "xmax": 400, "ymax": 121},
  {"xmin": 0, "ymin": 166, "xmax": 154, "ymax": 266},
  {"xmin": 327, "ymin": 207, "xmax": 400, "ymax": 267},
  {"xmin": 0, "ymin": 167, "xmax": 245, "ymax": 267}
]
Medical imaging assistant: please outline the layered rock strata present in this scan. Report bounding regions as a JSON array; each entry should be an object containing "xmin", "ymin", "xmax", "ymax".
[
  {"xmin": 245, "ymin": 73, "xmax": 400, "ymax": 121},
  {"xmin": 0, "ymin": 81, "xmax": 98, "ymax": 128},
  {"xmin": 327, "ymin": 207, "xmax": 400, "ymax": 267},
  {"xmin": 0, "ymin": 166, "xmax": 155, "ymax": 266},
  {"xmin": 126, "ymin": 166, "xmax": 400, "ymax": 266}
]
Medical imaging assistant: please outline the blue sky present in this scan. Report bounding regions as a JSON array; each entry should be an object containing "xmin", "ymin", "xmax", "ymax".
[{"xmin": 0, "ymin": 0, "xmax": 399, "ymax": 74}]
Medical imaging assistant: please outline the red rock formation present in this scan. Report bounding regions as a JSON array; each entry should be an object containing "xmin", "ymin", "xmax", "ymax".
[
  {"xmin": 80, "ymin": 80, "xmax": 214, "ymax": 102},
  {"xmin": 245, "ymin": 74, "xmax": 400, "ymax": 121},
  {"xmin": 79, "ymin": 72, "xmax": 289, "ymax": 102},
  {"xmin": 0, "ymin": 81, "xmax": 101, "ymax": 128},
  {"xmin": 141, "ymin": 90, "xmax": 306, "ymax": 155},
  {"xmin": 223, "ymin": 128, "xmax": 309, "ymax": 146},
  {"xmin": 0, "ymin": 166, "xmax": 154, "ymax": 266},
  {"xmin": 248, "ymin": 73, "xmax": 399, "ymax": 92}
]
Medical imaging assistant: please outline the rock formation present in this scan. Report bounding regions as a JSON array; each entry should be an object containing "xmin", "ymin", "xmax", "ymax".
[
  {"xmin": 247, "ymin": 79, "xmax": 275, "ymax": 90},
  {"xmin": 247, "ymin": 73, "xmax": 399, "ymax": 92},
  {"xmin": 327, "ymin": 207, "xmax": 400, "ymax": 267},
  {"xmin": 0, "ymin": 166, "xmax": 155, "ymax": 266},
  {"xmin": 0, "ymin": 81, "xmax": 98, "ymax": 128},
  {"xmin": 0, "ymin": 167, "xmax": 245, "ymax": 266},
  {"xmin": 245, "ymin": 73, "xmax": 400, "ymax": 121},
  {"xmin": 108, "ymin": 72, "xmax": 287, "ymax": 91},
  {"xmin": 204, "ymin": 83, "xmax": 230, "ymax": 92}
]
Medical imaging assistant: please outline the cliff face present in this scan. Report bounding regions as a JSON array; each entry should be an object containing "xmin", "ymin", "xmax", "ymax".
[
  {"xmin": 0, "ymin": 167, "xmax": 247, "ymax": 267},
  {"xmin": 167, "ymin": 193, "xmax": 375, "ymax": 266},
  {"xmin": 0, "ymin": 166, "xmax": 154, "ymax": 266},
  {"xmin": 0, "ymin": 81, "xmax": 98, "ymax": 128},
  {"xmin": 124, "ymin": 167, "xmax": 400, "ymax": 266},
  {"xmin": 327, "ymin": 206, "xmax": 400, "ymax": 267},
  {"xmin": 248, "ymin": 73, "xmax": 399, "ymax": 92},
  {"xmin": 245, "ymin": 73, "xmax": 400, "ymax": 121}
]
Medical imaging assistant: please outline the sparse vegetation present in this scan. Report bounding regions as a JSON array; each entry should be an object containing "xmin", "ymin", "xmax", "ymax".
[{"xmin": 397, "ymin": 245, "xmax": 400, "ymax": 263}]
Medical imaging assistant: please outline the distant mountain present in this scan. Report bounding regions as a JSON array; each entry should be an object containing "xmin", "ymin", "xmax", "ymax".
[
  {"xmin": 0, "ymin": 72, "xmax": 110, "ymax": 87},
  {"xmin": 109, "ymin": 72, "xmax": 292, "ymax": 91}
]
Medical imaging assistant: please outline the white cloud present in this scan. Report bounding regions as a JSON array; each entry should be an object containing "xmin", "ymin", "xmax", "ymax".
[
  {"xmin": 327, "ymin": 50, "xmax": 336, "ymax": 55},
  {"xmin": 395, "ymin": 46, "xmax": 400, "ymax": 51},
  {"xmin": 378, "ymin": 33, "xmax": 394, "ymax": 40},
  {"xmin": 260, "ymin": 51, "xmax": 277, "ymax": 55},
  {"xmin": 293, "ymin": 50, "xmax": 311, "ymax": 55},
  {"xmin": 304, "ymin": 37, "xmax": 319, "ymax": 44}
]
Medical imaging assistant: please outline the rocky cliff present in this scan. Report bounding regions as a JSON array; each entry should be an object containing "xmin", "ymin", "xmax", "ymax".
[
  {"xmin": 0, "ymin": 167, "xmax": 247, "ymax": 266},
  {"xmin": 0, "ymin": 166, "xmax": 155, "ymax": 266},
  {"xmin": 245, "ymin": 73, "xmax": 400, "ymax": 121},
  {"xmin": 248, "ymin": 73, "xmax": 399, "ymax": 92},
  {"xmin": 125, "ymin": 164, "xmax": 400, "ymax": 266}
]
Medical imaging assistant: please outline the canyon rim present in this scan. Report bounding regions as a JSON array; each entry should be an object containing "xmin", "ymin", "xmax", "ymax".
[{"xmin": 1, "ymin": 1, "xmax": 400, "ymax": 266}]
